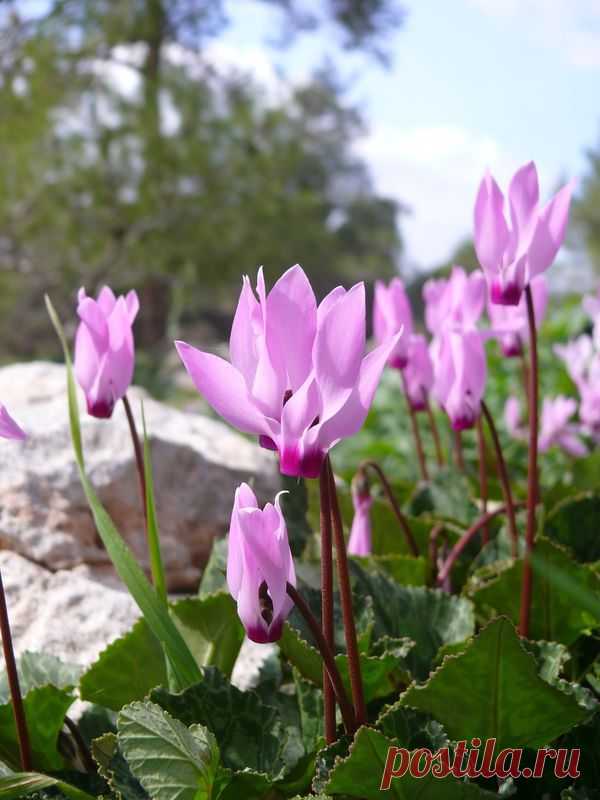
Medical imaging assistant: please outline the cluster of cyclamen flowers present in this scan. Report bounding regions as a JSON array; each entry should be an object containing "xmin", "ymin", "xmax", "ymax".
[{"xmin": 0, "ymin": 160, "xmax": 581, "ymax": 748}]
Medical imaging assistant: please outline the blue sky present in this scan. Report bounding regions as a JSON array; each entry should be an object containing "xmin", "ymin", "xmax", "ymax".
[{"xmin": 213, "ymin": 0, "xmax": 600, "ymax": 272}]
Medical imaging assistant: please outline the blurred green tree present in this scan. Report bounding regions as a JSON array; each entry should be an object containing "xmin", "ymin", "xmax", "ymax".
[
  {"xmin": 0, "ymin": 0, "xmax": 405, "ymax": 354},
  {"xmin": 573, "ymin": 141, "xmax": 600, "ymax": 275}
]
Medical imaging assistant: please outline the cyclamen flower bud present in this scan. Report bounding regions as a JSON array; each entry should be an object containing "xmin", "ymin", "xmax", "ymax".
[
  {"xmin": 74, "ymin": 286, "xmax": 139, "ymax": 418},
  {"xmin": 347, "ymin": 474, "xmax": 373, "ymax": 557},
  {"xmin": 226, "ymin": 483, "xmax": 296, "ymax": 643}
]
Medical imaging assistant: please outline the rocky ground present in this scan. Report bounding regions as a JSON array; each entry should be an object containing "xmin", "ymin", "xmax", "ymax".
[{"xmin": 0, "ymin": 361, "xmax": 279, "ymax": 687}]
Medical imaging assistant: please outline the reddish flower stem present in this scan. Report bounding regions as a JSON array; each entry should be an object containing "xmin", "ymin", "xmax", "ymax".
[
  {"xmin": 400, "ymin": 371, "xmax": 429, "ymax": 481},
  {"xmin": 327, "ymin": 457, "xmax": 367, "ymax": 727},
  {"xmin": 436, "ymin": 502, "xmax": 525, "ymax": 588},
  {"xmin": 480, "ymin": 401, "xmax": 519, "ymax": 558},
  {"xmin": 475, "ymin": 417, "xmax": 490, "ymax": 545},
  {"xmin": 286, "ymin": 583, "xmax": 356, "ymax": 736},
  {"xmin": 425, "ymin": 400, "xmax": 445, "ymax": 467},
  {"xmin": 359, "ymin": 460, "xmax": 419, "ymax": 556},
  {"xmin": 122, "ymin": 394, "xmax": 148, "ymax": 526},
  {"xmin": 519, "ymin": 286, "xmax": 539, "ymax": 638},
  {"xmin": 453, "ymin": 429, "xmax": 466, "ymax": 471},
  {"xmin": 0, "ymin": 570, "xmax": 32, "ymax": 770},
  {"xmin": 318, "ymin": 461, "xmax": 336, "ymax": 743}
]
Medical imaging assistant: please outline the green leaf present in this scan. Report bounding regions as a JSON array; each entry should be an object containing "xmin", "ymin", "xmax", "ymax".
[
  {"xmin": 522, "ymin": 640, "xmax": 571, "ymax": 684},
  {"xmin": 401, "ymin": 617, "xmax": 588, "ymax": 751},
  {"xmin": 199, "ymin": 539, "xmax": 228, "ymax": 597},
  {"xmin": 0, "ymin": 686, "xmax": 74, "ymax": 771},
  {"xmin": 92, "ymin": 732, "xmax": 149, "ymax": 800},
  {"xmin": 467, "ymin": 539, "xmax": 600, "ymax": 645},
  {"xmin": 350, "ymin": 560, "xmax": 475, "ymax": 679},
  {"xmin": 407, "ymin": 469, "xmax": 479, "ymax": 526},
  {"xmin": 141, "ymin": 402, "xmax": 168, "ymax": 603},
  {"xmin": 79, "ymin": 617, "xmax": 167, "ymax": 711},
  {"xmin": 311, "ymin": 735, "xmax": 352, "ymax": 795},
  {"xmin": 279, "ymin": 624, "xmax": 412, "ymax": 704},
  {"xmin": 46, "ymin": 295, "xmax": 202, "ymax": 691},
  {"xmin": 351, "ymin": 554, "xmax": 427, "ymax": 586},
  {"xmin": 545, "ymin": 493, "xmax": 600, "ymax": 564},
  {"xmin": 170, "ymin": 594, "xmax": 244, "ymax": 679},
  {"xmin": 376, "ymin": 705, "xmax": 448, "ymax": 751},
  {"xmin": 0, "ymin": 772, "xmax": 96, "ymax": 800},
  {"xmin": 0, "ymin": 652, "xmax": 81, "ymax": 704},
  {"xmin": 150, "ymin": 668, "xmax": 285, "ymax": 777},
  {"xmin": 325, "ymin": 726, "xmax": 496, "ymax": 798},
  {"xmin": 117, "ymin": 701, "xmax": 220, "ymax": 800}
]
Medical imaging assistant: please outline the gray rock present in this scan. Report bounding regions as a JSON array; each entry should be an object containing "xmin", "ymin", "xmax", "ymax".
[
  {"xmin": 0, "ymin": 551, "xmax": 139, "ymax": 666},
  {"xmin": 0, "ymin": 551, "xmax": 271, "ymax": 690},
  {"xmin": 0, "ymin": 361, "xmax": 279, "ymax": 592}
]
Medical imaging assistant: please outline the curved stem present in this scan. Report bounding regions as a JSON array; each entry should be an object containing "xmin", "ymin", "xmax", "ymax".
[
  {"xmin": 519, "ymin": 286, "xmax": 539, "ymax": 638},
  {"xmin": 453, "ymin": 429, "xmax": 465, "ymax": 471},
  {"xmin": 122, "ymin": 394, "xmax": 147, "ymax": 524},
  {"xmin": 480, "ymin": 400, "xmax": 519, "ymax": 559},
  {"xmin": 475, "ymin": 418, "xmax": 489, "ymax": 544},
  {"xmin": 425, "ymin": 401, "xmax": 445, "ymax": 467},
  {"xmin": 359, "ymin": 460, "xmax": 419, "ymax": 556},
  {"xmin": 286, "ymin": 583, "xmax": 356, "ymax": 736},
  {"xmin": 400, "ymin": 371, "xmax": 429, "ymax": 481},
  {"xmin": 327, "ymin": 458, "xmax": 367, "ymax": 727},
  {"xmin": 0, "ymin": 570, "xmax": 31, "ymax": 770},
  {"xmin": 318, "ymin": 461, "xmax": 336, "ymax": 743},
  {"xmin": 64, "ymin": 715, "xmax": 96, "ymax": 773},
  {"xmin": 436, "ymin": 502, "xmax": 525, "ymax": 588}
]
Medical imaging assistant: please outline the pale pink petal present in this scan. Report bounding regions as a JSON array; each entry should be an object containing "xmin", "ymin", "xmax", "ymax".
[
  {"xmin": 508, "ymin": 161, "xmax": 539, "ymax": 234},
  {"xmin": 0, "ymin": 404, "xmax": 26, "ymax": 440},
  {"xmin": 474, "ymin": 172, "xmax": 510, "ymax": 277},
  {"xmin": 175, "ymin": 341, "xmax": 269, "ymax": 436},
  {"xmin": 229, "ymin": 276, "xmax": 261, "ymax": 386}
]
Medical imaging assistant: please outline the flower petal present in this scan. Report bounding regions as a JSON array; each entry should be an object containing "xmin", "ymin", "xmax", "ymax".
[
  {"xmin": 508, "ymin": 161, "xmax": 539, "ymax": 234},
  {"xmin": 474, "ymin": 171, "xmax": 510, "ymax": 277},
  {"xmin": 175, "ymin": 341, "xmax": 269, "ymax": 436}
]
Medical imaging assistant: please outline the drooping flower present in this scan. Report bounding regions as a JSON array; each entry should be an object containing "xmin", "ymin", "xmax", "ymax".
[
  {"xmin": 347, "ymin": 475, "xmax": 373, "ymax": 557},
  {"xmin": 373, "ymin": 277, "xmax": 413, "ymax": 369},
  {"xmin": 176, "ymin": 265, "xmax": 401, "ymax": 479},
  {"xmin": 487, "ymin": 275, "xmax": 549, "ymax": 357},
  {"xmin": 402, "ymin": 335, "xmax": 434, "ymax": 412},
  {"xmin": 74, "ymin": 286, "xmax": 139, "ymax": 418},
  {"xmin": 423, "ymin": 266, "xmax": 486, "ymax": 337},
  {"xmin": 433, "ymin": 330, "xmax": 487, "ymax": 430},
  {"xmin": 504, "ymin": 395, "xmax": 587, "ymax": 457},
  {"xmin": 474, "ymin": 161, "xmax": 573, "ymax": 305},
  {"xmin": 0, "ymin": 404, "xmax": 26, "ymax": 440},
  {"xmin": 227, "ymin": 482, "xmax": 295, "ymax": 643}
]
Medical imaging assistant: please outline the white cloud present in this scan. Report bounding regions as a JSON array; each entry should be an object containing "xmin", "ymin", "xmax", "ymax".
[
  {"xmin": 468, "ymin": 0, "xmax": 600, "ymax": 69},
  {"xmin": 356, "ymin": 124, "xmax": 520, "ymax": 269}
]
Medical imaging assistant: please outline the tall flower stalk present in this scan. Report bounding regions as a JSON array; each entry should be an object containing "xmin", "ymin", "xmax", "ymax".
[
  {"xmin": 519, "ymin": 286, "xmax": 539, "ymax": 636},
  {"xmin": 318, "ymin": 461, "xmax": 336, "ymax": 743}
]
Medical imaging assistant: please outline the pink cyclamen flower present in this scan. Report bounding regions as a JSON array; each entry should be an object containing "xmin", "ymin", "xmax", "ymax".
[
  {"xmin": 227, "ymin": 482, "xmax": 295, "ymax": 643},
  {"xmin": 373, "ymin": 277, "xmax": 413, "ymax": 369},
  {"xmin": 347, "ymin": 477, "xmax": 373, "ymax": 557},
  {"xmin": 0, "ymin": 404, "xmax": 26, "ymax": 440},
  {"xmin": 433, "ymin": 330, "xmax": 487, "ymax": 430},
  {"xmin": 555, "ymin": 326, "xmax": 600, "ymax": 441},
  {"xmin": 74, "ymin": 286, "xmax": 139, "ymax": 418},
  {"xmin": 504, "ymin": 395, "xmax": 586, "ymax": 457},
  {"xmin": 403, "ymin": 335, "xmax": 434, "ymax": 412},
  {"xmin": 488, "ymin": 275, "xmax": 549, "ymax": 357},
  {"xmin": 423, "ymin": 266, "xmax": 486, "ymax": 337},
  {"xmin": 474, "ymin": 161, "xmax": 573, "ymax": 305},
  {"xmin": 176, "ymin": 265, "xmax": 400, "ymax": 479}
]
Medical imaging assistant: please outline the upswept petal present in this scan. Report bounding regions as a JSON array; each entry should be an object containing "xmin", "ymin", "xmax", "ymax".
[
  {"xmin": 175, "ymin": 341, "xmax": 269, "ymax": 436},
  {"xmin": 527, "ymin": 181, "xmax": 573, "ymax": 277},
  {"xmin": 508, "ymin": 161, "xmax": 539, "ymax": 235},
  {"xmin": 474, "ymin": 171, "xmax": 510, "ymax": 276},
  {"xmin": 229, "ymin": 276, "xmax": 261, "ymax": 386},
  {"xmin": 314, "ymin": 282, "xmax": 366, "ymax": 418},
  {"xmin": 97, "ymin": 286, "xmax": 117, "ymax": 315},
  {"xmin": 315, "ymin": 331, "xmax": 402, "ymax": 449},
  {"xmin": 265, "ymin": 264, "xmax": 317, "ymax": 391}
]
